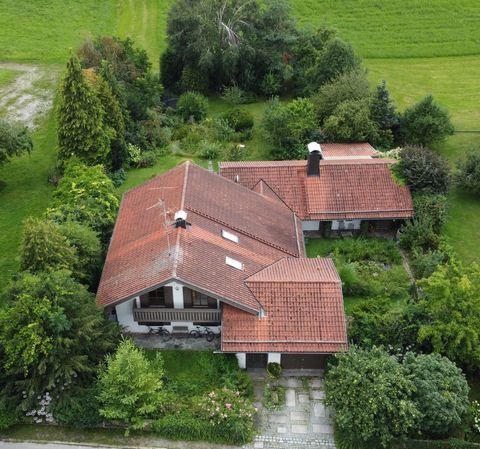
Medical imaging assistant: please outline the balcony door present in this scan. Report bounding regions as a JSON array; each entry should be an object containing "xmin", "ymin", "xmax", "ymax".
[
  {"xmin": 183, "ymin": 288, "xmax": 217, "ymax": 309},
  {"xmin": 140, "ymin": 286, "xmax": 173, "ymax": 308}
]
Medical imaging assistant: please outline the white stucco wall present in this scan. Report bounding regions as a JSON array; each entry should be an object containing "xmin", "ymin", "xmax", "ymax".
[
  {"xmin": 302, "ymin": 220, "xmax": 320, "ymax": 231},
  {"xmin": 236, "ymin": 353, "xmax": 246, "ymax": 369},
  {"xmin": 268, "ymin": 353, "xmax": 281, "ymax": 364},
  {"xmin": 165, "ymin": 281, "xmax": 184, "ymax": 308},
  {"xmin": 116, "ymin": 297, "xmax": 150, "ymax": 333}
]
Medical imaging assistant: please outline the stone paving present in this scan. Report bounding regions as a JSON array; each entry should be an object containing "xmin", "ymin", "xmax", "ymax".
[
  {"xmin": 244, "ymin": 369, "xmax": 336, "ymax": 449},
  {"xmin": 132, "ymin": 333, "xmax": 220, "ymax": 350}
]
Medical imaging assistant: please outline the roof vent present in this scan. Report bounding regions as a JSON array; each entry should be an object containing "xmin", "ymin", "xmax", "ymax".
[
  {"xmin": 307, "ymin": 142, "xmax": 322, "ymax": 177},
  {"xmin": 174, "ymin": 210, "xmax": 189, "ymax": 229},
  {"xmin": 234, "ymin": 174, "xmax": 240, "ymax": 183},
  {"xmin": 226, "ymin": 256, "xmax": 243, "ymax": 270}
]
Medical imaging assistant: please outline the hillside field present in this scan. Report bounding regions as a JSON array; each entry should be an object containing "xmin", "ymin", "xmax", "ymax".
[{"xmin": 0, "ymin": 0, "xmax": 479, "ymax": 286}]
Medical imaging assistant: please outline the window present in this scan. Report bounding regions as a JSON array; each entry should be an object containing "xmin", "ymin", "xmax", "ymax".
[
  {"xmin": 192, "ymin": 291, "xmax": 209, "ymax": 308},
  {"xmin": 222, "ymin": 230, "xmax": 239, "ymax": 243},
  {"xmin": 148, "ymin": 288, "xmax": 165, "ymax": 307},
  {"xmin": 226, "ymin": 256, "xmax": 243, "ymax": 270}
]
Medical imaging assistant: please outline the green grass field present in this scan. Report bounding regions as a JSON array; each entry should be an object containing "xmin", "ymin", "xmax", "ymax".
[
  {"xmin": 291, "ymin": 0, "xmax": 480, "ymax": 59},
  {"xmin": 0, "ymin": 0, "xmax": 479, "ymax": 286}
]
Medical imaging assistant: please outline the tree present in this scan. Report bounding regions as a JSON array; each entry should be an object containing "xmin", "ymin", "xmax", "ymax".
[
  {"xmin": 323, "ymin": 98, "xmax": 379, "ymax": 143},
  {"xmin": 398, "ymin": 95, "xmax": 454, "ymax": 147},
  {"xmin": 58, "ymin": 221, "xmax": 102, "ymax": 287},
  {"xmin": 97, "ymin": 339, "xmax": 164, "ymax": 433},
  {"xmin": 20, "ymin": 217, "xmax": 78, "ymax": 274},
  {"xmin": 57, "ymin": 55, "xmax": 112, "ymax": 166},
  {"xmin": 263, "ymin": 97, "xmax": 318, "ymax": 159},
  {"xmin": 370, "ymin": 80, "xmax": 399, "ymax": 149},
  {"xmin": 46, "ymin": 160, "xmax": 119, "ymax": 238},
  {"xmin": 403, "ymin": 353, "xmax": 469, "ymax": 437},
  {"xmin": 417, "ymin": 261, "xmax": 480, "ymax": 372},
  {"xmin": 303, "ymin": 37, "xmax": 360, "ymax": 94},
  {"xmin": 0, "ymin": 270, "xmax": 119, "ymax": 409},
  {"xmin": 398, "ymin": 145, "xmax": 451, "ymax": 193},
  {"xmin": 0, "ymin": 120, "xmax": 33, "ymax": 165},
  {"xmin": 456, "ymin": 148, "xmax": 480, "ymax": 195},
  {"xmin": 312, "ymin": 69, "xmax": 370, "ymax": 124},
  {"xmin": 325, "ymin": 346, "xmax": 418, "ymax": 448}
]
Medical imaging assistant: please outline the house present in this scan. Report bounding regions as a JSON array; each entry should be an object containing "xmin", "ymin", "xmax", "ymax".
[
  {"xmin": 96, "ymin": 162, "xmax": 347, "ymax": 369},
  {"xmin": 220, "ymin": 143, "xmax": 413, "ymax": 235}
]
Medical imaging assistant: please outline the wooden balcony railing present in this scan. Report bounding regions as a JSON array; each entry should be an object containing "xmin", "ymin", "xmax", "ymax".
[{"xmin": 133, "ymin": 307, "xmax": 220, "ymax": 323}]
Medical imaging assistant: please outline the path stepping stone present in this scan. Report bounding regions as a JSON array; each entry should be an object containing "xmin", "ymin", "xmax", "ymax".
[
  {"xmin": 292, "ymin": 424, "xmax": 309, "ymax": 434},
  {"xmin": 311, "ymin": 390, "xmax": 325, "ymax": 399},
  {"xmin": 314, "ymin": 402, "xmax": 327, "ymax": 417},
  {"xmin": 286, "ymin": 388, "xmax": 296, "ymax": 407}
]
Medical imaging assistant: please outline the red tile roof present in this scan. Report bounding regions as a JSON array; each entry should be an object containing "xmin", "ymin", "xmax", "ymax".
[
  {"xmin": 320, "ymin": 142, "xmax": 378, "ymax": 159},
  {"xmin": 97, "ymin": 162, "xmax": 304, "ymax": 311},
  {"xmin": 221, "ymin": 258, "xmax": 348, "ymax": 353},
  {"xmin": 220, "ymin": 154, "xmax": 413, "ymax": 220}
]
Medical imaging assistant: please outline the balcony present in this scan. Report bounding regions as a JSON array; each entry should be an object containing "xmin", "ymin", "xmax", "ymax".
[{"xmin": 133, "ymin": 307, "xmax": 221, "ymax": 323}]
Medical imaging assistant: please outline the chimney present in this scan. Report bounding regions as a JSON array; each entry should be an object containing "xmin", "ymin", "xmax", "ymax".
[
  {"xmin": 174, "ymin": 210, "xmax": 188, "ymax": 229},
  {"xmin": 307, "ymin": 142, "xmax": 322, "ymax": 177}
]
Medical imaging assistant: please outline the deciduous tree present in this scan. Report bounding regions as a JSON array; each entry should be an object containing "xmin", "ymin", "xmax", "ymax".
[{"xmin": 97, "ymin": 339, "xmax": 164, "ymax": 433}]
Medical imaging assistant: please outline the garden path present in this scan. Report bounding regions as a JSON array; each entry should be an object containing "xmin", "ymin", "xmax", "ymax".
[{"xmin": 245, "ymin": 370, "xmax": 336, "ymax": 449}]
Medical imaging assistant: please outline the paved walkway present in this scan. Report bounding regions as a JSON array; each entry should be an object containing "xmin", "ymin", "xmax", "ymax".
[
  {"xmin": 132, "ymin": 334, "xmax": 220, "ymax": 350},
  {"xmin": 245, "ymin": 370, "xmax": 335, "ymax": 449}
]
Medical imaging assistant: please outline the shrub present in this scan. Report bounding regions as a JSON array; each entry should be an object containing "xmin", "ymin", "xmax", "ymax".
[
  {"xmin": 153, "ymin": 414, "xmax": 215, "ymax": 441},
  {"xmin": 223, "ymin": 143, "xmax": 248, "ymax": 161},
  {"xmin": 108, "ymin": 167, "xmax": 127, "ymax": 187},
  {"xmin": 222, "ymin": 85, "xmax": 249, "ymax": 105},
  {"xmin": 263, "ymin": 383, "xmax": 286, "ymax": 409},
  {"xmin": 51, "ymin": 386, "xmax": 102, "ymax": 428},
  {"xmin": 403, "ymin": 353, "xmax": 469, "ymax": 437},
  {"xmin": 330, "ymin": 238, "xmax": 402, "ymax": 265},
  {"xmin": 0, "ymin": 406, "xmax": 17, "ymax": 430},
  {"xmin": 222, "ymin": 108, "xmax": 254, "ymax": 133},
  {"xmin": 410, "ymin": 246, "xmax": 452, "ymax": 279},
  {"xmin": 136, "ymin": 150, "xmax": 157, "ymax": 168},
  {"xmin": 266, "ymin": 362, "xmax": 282, "ymax": 379},
  {"xmin": 198, "ymin": 141, "xmax": 222, "ymax": 160},
  {"xmin": 195, "ymin": 388, "xmax": 256, "ymax": 444},
  {"xmin": 180, "ymin": 65, "xmax": 209, "ymax": 93},
  {"xmin": 398, "ymin": 146, "xmax": 451, "ymax": 194},
  {"xmin": 177, "ymin": 91, "xmax": 208, "ymax": 122},
  {"xmin": 398, "ymin": 95, "xmax": 454, "ymax": 147},
  {"xmin": 325, "ymin": 346, "xmax": 418, "ymax": 448},
  {"xmin": 456, "ymin": 149, "xmax": 480, "ymax": 195},
  {"xmin": 413, "ymin": 193, "xmax": 448, "ymax": 233},
  {"xmin": 399, "ymin": 219, "xmax": 441, "ymax": 252},
  {"xmin": 0, "ymin": 119, "xmax": 33, "ymax": 165}
]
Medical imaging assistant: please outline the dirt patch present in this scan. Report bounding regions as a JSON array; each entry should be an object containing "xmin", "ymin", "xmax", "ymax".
[{"xmin": 0, "ymin": 62, "xmax": 59, "ymax": 129}]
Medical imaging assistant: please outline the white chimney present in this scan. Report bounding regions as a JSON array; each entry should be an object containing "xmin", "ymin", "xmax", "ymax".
[
  {"xmin": 174, "ymin": 210, "xmax": 187, "ymax": 221},
  {"xmin": 308, "ymin": 141, "xmax": 322, "ymax": 154}
]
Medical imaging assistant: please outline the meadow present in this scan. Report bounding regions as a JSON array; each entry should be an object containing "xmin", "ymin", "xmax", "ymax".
[{"xmin": 0, "ymin": 0, "xmax": 479, "ymax": 286}]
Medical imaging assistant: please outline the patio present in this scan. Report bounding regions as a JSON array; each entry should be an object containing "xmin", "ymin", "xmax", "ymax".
[{"xmin": 131, "ymin": 333, "xmax": 221, "ymax": 351}]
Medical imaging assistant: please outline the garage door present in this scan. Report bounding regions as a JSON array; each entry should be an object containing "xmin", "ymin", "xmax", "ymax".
[
  {"xmin": 246, "ymin": 353, "xmax": 268, "ymax": 369},
  {"xmin": 281, "ymin": 354, "xmax": 327, "ymax": 369}
]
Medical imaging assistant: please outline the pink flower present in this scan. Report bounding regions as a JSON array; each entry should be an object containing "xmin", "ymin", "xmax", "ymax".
[{"xmin": 225, "ymin": 403, "xmax": 232, "ymax": 409}]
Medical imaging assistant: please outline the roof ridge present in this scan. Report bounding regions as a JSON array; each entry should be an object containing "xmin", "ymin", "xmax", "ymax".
[{"xmin": 172, "ymin": 163, "xmax": 190, "ymax": 278}]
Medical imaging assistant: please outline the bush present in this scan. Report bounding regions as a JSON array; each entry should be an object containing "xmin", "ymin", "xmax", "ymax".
[
  {"xmin": 177, "ymin": 92, "xmax": 208, "ymax": 122},
  {"xmin": 398, "ymin": 146, "xmax": 451, "ymax": 194},
  {"xmin": 456, "ymin": 149, "xmax": 480, "ymax": 195},
  {"xmin": 136, "ymin": 150, "xmax": 157, "ymax": 167},
  {"xmin": 51, "ymin": 386, "xmax": 102, "ymax": 428},
  {"xmin": 403, "ymin": 353, "xmax": 469, "ymax": 438},
  {"xmin": 413, "ymin": 194, "xmax": 448, "ymax": 233},
  {"xmin": 266, "ymin": 362, "xmax": 282, "ymax": 379},
  {"xmin": 399, "ymin": 219, "xmax": 441, "ymax": 252},
  {"xmin": 398, "ymin": 95, "xmax": 454, "ymax": 147},
  {"xmin": 222, "ymin": 85, "xmax": 249, "ymax": 105},
  {"xmin": 223, "ymin": 143, "xmax": 248, "ymax": 161},
  {"xmin": 198, "ymin": 141, "xmax": 222, "ymax": 160},
  {"xmin": 222, "ymin": 108, "xmax": 254, "ymax": 133},
  {"xmin": 394, "ymin": 439, "xmax": 480, "ymax": 449},
  {"xmin": 153, "ymin": 414, "xmax": 216, "ymax": 442},
  {"xmin": 0, "ymin": 119, "xmax": 33, "ymax": 165},
  {"xmin": 325, "ymin": 346, "xmax": 418, "ymax": 448},
  {"xmin": 329, "ymin": 238, "xmax": 402, "ymax": 265},
  {"xmin": 410, "ymin": 246, "xmax": 452, "ymax": 279},
  {"xmin": 263, "ymin": 383, "xmax": 286, "ymax": 410},
  {"xmin": 0, "ymin": 406, "xmax": 17, "ymax": 430}
]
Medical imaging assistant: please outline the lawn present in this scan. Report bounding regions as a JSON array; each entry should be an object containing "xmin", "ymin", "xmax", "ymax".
[
  {"xmin": 0, "ymin": 68, "xmax": 19, "ymax": 87},
  {"xmin": 291, "ymin": 0, "xmax": 480, "ymax": 59}
]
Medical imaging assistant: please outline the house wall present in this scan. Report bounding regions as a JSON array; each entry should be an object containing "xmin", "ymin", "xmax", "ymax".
[
  {"xmin": 331, "ymin": 219, "xmax": 361, "ymax": 231},
  {"xmin": 302, "ymin": 220, "xmax": 320, "ymax": 231},
  {"xmin": 236, "ymin": 353, "xmax": 246, "ymax": 369},
  {"xmin": 116, "ymin": 298, "xmax": 150, "ymax": 333}
]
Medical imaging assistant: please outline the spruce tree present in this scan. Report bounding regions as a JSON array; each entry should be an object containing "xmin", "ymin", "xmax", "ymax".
[
  {"xmin": 370, "ymin": 80, "xmax": 398, "ymax": 130},
  {"xmin": 57, "ymin": 55, "xmax": 111, "ymax": 166}
]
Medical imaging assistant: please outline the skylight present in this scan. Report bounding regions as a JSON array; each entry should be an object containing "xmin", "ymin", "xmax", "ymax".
[
  {"xmin": 222, "ymin": 230, "xmax": 239, "ymax": 243},
  {"xmin": 226, "ymin": 256, "xmax": 243, "ymax": 270}
]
